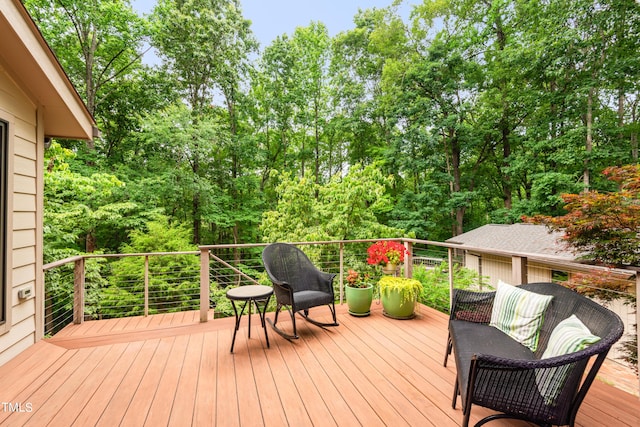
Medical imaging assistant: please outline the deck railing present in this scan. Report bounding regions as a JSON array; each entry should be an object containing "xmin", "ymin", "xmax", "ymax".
[{"xmin": 43, "ymin": 238, "xmax": 638, "ymax": 377}]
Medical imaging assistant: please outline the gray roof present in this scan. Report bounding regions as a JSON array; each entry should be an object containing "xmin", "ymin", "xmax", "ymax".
[{"xmin": 445, "ymin": 223, "xmax": 575, "ymax": 259}]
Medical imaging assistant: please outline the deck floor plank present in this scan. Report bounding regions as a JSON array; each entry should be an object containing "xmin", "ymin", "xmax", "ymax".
[
  {"xmin": 306, "ymin": 314, "xmax": 409, "ymax": 426},
  {"xmin": 0, "ymin": 348, "xmax": 82, "ymax": 425},
  {"xmin": 143, "ymin": 334, "xmax": 190, "ymax": 426},
  {"xmin": 48, "ymin": 343, "xmax": 130, "ymax": 426},
  {"xmin": 95, "ymin": 338, "xmax": 162, "ymax": 426},
  {"xmin": 21, "ymin": 346, "xmax": 108, "ymax": 426},
  {"xmin": 339, "ymin": 313, "xmax": 458, "ymax": 427},
  {"xmin": 0, "ymin": 303, "xmax": 637, "ymax": 427},
  {"xmin": 70, "ymin": 340, "xmax": 146, "ymax": 426},
  {"xmin": 249, "ymin": 332, "xmax": 292, "ymax": 427},
  {"xmin": 261, "ymin": 327, "xmax": 312, "ymax": 426},
  {"xmin": 167, "ymin": 333, "xmax": 204, "ymax": 426},
  {"xmin": 287, "ymin": 322, "xmax": 361, "ymax": 427},
  {"xmin": 192, "ymin": 330, "xmax": 218, "ymax": 426},
  {"xmin": 120, "ymin": 336, "xmax": 176, "ymax": 426},
  {"xmin": 301, "ymin": 322, "xmax": 384, "ymax": 427},
  {"xmin": 333, "ymin": 317, "xmax": 435, "ymax": 426},
  {"xmin": 271, "ymin": 323, "xmax": 338, "ymax": 427},
  {"xmin": 215, "ymin": 328, "xmax": 241, "ymax": 427},
  {"xmin": 234, "ymin": 329, "xmax": 268, "ymax": 427}
]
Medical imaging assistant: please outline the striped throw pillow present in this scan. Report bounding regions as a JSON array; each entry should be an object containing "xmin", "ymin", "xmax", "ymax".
[
  {"xmin": 537, "ymin": 315, "xmax": 600, "ymax": 404},
  {"xmin": 542, "ymin": 314, "xmax": 600, "ymax": 359},
  {"xmin": 489, "ymin": 281, "xmax": 554, "ymax": 352}
]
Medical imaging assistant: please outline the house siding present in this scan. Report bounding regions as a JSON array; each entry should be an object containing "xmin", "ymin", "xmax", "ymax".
[
  {"xmin": 0, "ymin": 66, "xmax": 40, "ymax": 366},
  {"xmin": 465, "ymin": 253, "xmax": 553, "ymax": 287}
]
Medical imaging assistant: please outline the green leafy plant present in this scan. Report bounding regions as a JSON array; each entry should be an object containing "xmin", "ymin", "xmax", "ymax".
[
  {"xmin": 345, "ymin": 269, "xmax": 373, "ymax": 289},
  {"xmin": 413, "ymin": 263, "xmax": 483, "ymax": 314},
  {"xmin": 209, "ymin": 285, "xmax": 235, "ymax": 318},
  {"xmin": 378, "ymin": 276, "xmax": 423, "ymax": 305}
]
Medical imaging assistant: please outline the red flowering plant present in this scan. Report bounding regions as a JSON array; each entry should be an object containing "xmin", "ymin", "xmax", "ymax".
[
  {"xmin": 345, "ymin": 269, "xmax": 372, "ymax": 288},
  {"xmin": 367, "ymin": 241, "xmax": 407, "ymax": 266}
]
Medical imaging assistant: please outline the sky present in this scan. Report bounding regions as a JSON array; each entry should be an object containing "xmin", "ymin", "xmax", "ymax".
[{"xmin": 132, "ymin": 0, "xmax": 417, "ymax": 50}]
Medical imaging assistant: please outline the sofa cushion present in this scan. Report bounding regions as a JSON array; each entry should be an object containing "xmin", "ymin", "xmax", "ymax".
[
  {"xmin": 489, "ymin": 281, "xmax": 554, "ymax": 351},
  {"xmin": 450, "ymin": 319, "xmax": 536, "ymax": 407}
]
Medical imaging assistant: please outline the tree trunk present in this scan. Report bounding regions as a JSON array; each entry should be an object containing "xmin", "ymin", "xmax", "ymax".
[
  {"xmin": 193, "ymin": 195, "xmax": 200, "ymax": 244},
  {"xmin": 631, "ymin": 98, "xmax": 639, "ymax": 163},
  {"xmin": 501, "ymin": 124, "xmax": 512, "ymax": 210},
  {"xmin": 450, "ymin": 130, "xmax": 464, "ymax": 237},
  {"xmin": 85, "ymin": 231, "xmax": 96, "ymax": 253},
  {"xmin": 584, "ymin": 87, "xmax": 594, "ymax": 190}
]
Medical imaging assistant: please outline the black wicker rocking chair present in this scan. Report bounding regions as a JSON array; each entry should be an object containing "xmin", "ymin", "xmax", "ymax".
[{"xmin": 262, "ymin": 243, "xmax": 339, "ymax": 340}]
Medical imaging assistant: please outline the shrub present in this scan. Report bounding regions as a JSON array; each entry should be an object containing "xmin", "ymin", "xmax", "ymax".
[{"xmin": 413, "ymin": 263, "xmax": 484, "ymax": 314}]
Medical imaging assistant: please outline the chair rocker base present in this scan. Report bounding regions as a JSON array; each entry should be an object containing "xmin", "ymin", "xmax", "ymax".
[
  {"xmin": 267, "ymin": 306, "xmax": 339, "ymax": 341},
  {"xmin": 267, "ymin": 317, "xmax": 299, "ymax": 340},
  {"xmin": 298, "ymin": 309, "xmax": 339, "ymax": 329}
]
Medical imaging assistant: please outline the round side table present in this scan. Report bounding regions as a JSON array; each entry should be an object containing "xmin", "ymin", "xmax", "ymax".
[{"xmin": 226, "ymin": 285, "xmax": 273, "ymax": 353}]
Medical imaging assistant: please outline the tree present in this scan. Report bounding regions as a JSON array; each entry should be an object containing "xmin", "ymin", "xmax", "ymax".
[
  {"xmin": 527, "ymin": 164, "xmax": 640, "ymax": 267},
  {"xmin": 527, "ymin": 163, "xmax": 639, "ymax": 371},
  {"xmin": 25, "ymin": 0, "xmax": 149, "ymax": 150},
  {"xmin": 151, "ymin": 0, "xmax": 257, "ymax": 243},
  {"xmin": 290, "ymin": 22, "xmax": 331, "ymax": 183},
  {"xmin": 329, "ymin": 6, "xmax": 403, "ymax": 172},
  {"xmin": 44, "ymin": 142, "xmax": 147, "ymax": 256},
  {"xmin": 398, "ymin": 23, "xmax": 484, "ymax": 236},
  {"xmin": 151, "ymin": 0, "xmax": 256, "ymax": 114},
  {"xmin": 136, "ymin": 103, "xmax": 223, "ymax": 243},
  {"xmin": 261, "ymin": 163, "xmax": 404, "ymax": 243}
]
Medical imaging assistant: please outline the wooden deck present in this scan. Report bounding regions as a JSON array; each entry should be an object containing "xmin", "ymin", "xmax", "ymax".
[{"xmin": 0, "ymin": 303, "xmax": 638, "ymax": 426}]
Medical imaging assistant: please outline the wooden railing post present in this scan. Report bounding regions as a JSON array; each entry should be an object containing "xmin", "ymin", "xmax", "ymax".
[
  {"xmin": 636, "ymin": 272, "xmax": 639, "ymax": 394},
  {"xmin": 73, "ymin": 258, "xmax": 85, "ymax": 324},
  {"xmin": 512, "ymin": 256, "xmax": 528, "ymax": 284},
  {"xmin": 339, "ymin": 242, "xmax": 344, "ymax": 304},
  {"xmin": 200, "ymin": 247, "xmax": 210, "ymax": 322},
  {"xmin": 448, "ymin": 247, "xmax": 454, "ymax": 310},
  {"xmin": 404, "ymin": 241, "xmax": 413, "ymax": 278},
  {"xmin": 144, "ymin": 255, "xmax": 149, "ymax": 317}
]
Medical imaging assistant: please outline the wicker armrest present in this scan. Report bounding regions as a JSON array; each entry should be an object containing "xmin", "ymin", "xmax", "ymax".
[
  {"xmin": 468, "ymin": 348, "xmax": 597, "ymax": 422},
  {"xmin": 450, "ymin": 289, "xmax": 495, "ymax": 323}
]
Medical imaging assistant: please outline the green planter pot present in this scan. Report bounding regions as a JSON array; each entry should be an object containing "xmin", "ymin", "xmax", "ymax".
[
  {"xmin": 378, "ymin": 276, "xmax": 422, "ymax": 320},
  {"xmin": 345, "ymin": 284, "xmax": 374, "ymax": 317}
]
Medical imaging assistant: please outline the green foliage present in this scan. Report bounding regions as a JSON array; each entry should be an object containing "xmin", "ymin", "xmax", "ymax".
[
  {"xmin": 44, "ymin": 142, "xmax": 146, "ymax": 255},
  {"xmin": 209, "ymin": 285, "xmax": 235, "ymax": 318},
  {"xmin": 30, "ymin": 0, "xmax": 640, "ymax": 270},
  {"xmin": 378, "ymin": 276, "xmax": 423, "ymax": 306},
  {"xmin": 25, "ymin": 0, "xmax": 150, "ymax": 151},
  {"xmin": 96, "ymin": 218, "xmax": 199, "ymax": 318},
  {"xmin": 261, "ymin": 163, "xmax": 405, "ymax": 243},
  {"xmin": 413, "ymin": 263, "xmax": 485, "ymax": 314}
]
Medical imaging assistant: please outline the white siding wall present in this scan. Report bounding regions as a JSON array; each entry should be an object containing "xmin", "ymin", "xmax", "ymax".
[
  {"xmin": 0, "ymin": 66, "xmax": 39, "ymax": 366},
  {"xmin": 465, "ymin": 254, "xmax": 554, "ymax": 287},
  {"xmin": 479, "ymin": 254, "xmax": 512, "ymax": 287},
  {"xmin": 527, "ymin": 262, "xmax": 553, "ymax": 284}
]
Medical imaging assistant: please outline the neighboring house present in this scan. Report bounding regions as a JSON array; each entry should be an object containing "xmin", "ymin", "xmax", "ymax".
[
  {"xmin": 448, "ymin": 223, "xmax": 637, "ymax": 362},
  {"xmin": 446, "ymin": 223, "xmax": 576, "ymax": 287},
  {"xmin": 0, "ymin": 0, "xmax": 94, "ymax": 365}
]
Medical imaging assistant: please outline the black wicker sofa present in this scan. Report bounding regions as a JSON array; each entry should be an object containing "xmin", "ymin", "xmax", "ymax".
[{"xmin": 443, "ymin": 282, "xmax": 624, "ymax": 427}]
